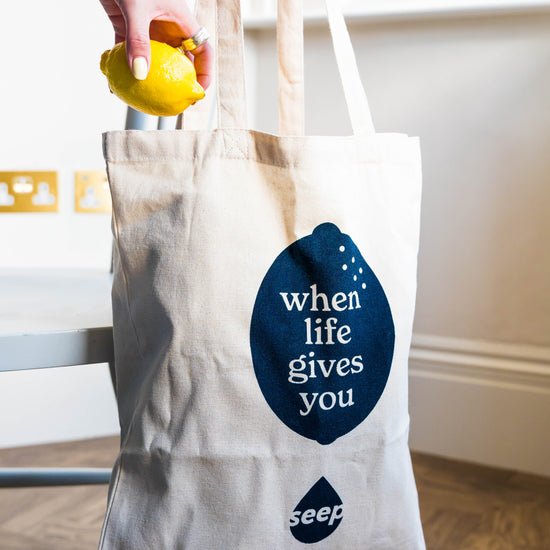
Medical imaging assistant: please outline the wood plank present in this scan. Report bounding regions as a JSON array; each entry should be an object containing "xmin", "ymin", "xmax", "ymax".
[
  {"xmin": 411, "ymin": 452, "xmax": 550, "ymax": 549},
  {"xmin": 0, "ymin": 437, "xmax": 118, "ymax": 548},
  {"xmin": 0, "ymin": 436, "xmax": 119, "ymax": 468}
]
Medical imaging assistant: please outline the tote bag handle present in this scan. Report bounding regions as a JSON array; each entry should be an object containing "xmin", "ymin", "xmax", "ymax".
[
  {"xmin": 180, "ymin": 0, "xmax": 247, "ymax": 130},
  {"xmin": 182, "ymin": 0, "xmax": 375, "ymax": 136},
  {"xmin": 277, "ymin": 0, "xmax": 375, "ymax": 136}
]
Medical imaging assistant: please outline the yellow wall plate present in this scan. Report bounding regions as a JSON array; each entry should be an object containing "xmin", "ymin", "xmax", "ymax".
[
  {"xmin": 75, "ymin": 171, "xmax": 111, "ymax": 213},
  {"xmin": 0, "ymin": 171, "xmax": 58, "ymax": 213}
]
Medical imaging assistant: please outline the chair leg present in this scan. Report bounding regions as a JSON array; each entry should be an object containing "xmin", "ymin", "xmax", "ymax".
[{"xmin": 0, "ymin": 468, "xmax": 112, "ymax": 487}]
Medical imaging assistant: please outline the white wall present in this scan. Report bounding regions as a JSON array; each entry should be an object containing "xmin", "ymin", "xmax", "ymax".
[
  {"xmin": 1, "ymin": 0, "xmax": 125, "ymax": 270},
  {"xmin": 250, "ymin": 9, "xmax": 550, "ymax": 475}
]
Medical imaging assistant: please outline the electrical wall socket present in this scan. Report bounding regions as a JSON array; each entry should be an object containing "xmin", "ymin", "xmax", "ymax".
[
  {"xmin": 0, "ymin": 171, "xmax": 58, "ymax": 213},
  {"xmin": 75, "ymin": 171, "xmax": 111, "ymax": 213}
]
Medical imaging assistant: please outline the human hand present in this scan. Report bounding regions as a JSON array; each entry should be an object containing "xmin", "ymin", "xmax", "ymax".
[{"xmin": 99, "ymin": 0, "xmax": 213, "ymax": 89}]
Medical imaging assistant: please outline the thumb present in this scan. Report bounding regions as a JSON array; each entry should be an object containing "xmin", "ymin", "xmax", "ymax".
[{"xmin": 124, "ymin": 10, "xmax": 151, "ymax": 80}]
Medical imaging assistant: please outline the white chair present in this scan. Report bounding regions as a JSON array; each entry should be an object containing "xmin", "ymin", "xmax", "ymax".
[
  {"xmin": 0, "ymin": 269, "xmax": 115, "ymax": 487},
  {"xmin": 0, "ymin": 108, "xmax": 149, "ymax": 487}
]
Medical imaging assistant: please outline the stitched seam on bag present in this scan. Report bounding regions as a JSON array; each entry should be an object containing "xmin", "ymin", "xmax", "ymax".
[
  {"xmin": 225, "ymin": 145, "xmax": 247, "ymax": 158},
  {"xmin": 107, "ymin": 158, "xmax": 390, "ymax": 171},
  {"xmin": 104, "ymin": 150, "xmax": 416, "ymax": 167},
  {"xmin": 226, "ymin": 139, "xmax": 248, "ymax": 159},
  {"xmin": 105, "ymin": 136, "xmax": 418, "ymax": 166},
  {"xmin": 104, "ymin": 130, "xmax": 416, "ymax": 164},
  {"xmin": 223, "ymin": 131, "xmax": 249, "ymax": 160}
]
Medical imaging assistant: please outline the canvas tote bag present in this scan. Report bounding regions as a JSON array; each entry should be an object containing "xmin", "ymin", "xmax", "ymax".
[{"xmin": 99, "ymin": 0, "xmax": 425, "ymax": 547}]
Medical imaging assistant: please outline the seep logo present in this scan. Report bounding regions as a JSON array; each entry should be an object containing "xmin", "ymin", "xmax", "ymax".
[
  {"xmin": 250, "ymin": 223, "xmax": 395, "ymax": 445},
  {"xmin": 289, "ymin": 477, "xmax": 344, "ymax": 543}
]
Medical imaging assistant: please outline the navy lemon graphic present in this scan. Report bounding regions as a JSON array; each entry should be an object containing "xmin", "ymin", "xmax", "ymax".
[
  {"xmin": 290, "ymin": 477, "xmax": 344, "ymax": 543},
  {"xmin": 250, "ymin": 223, "xmax": 394, "ymax": 444}
]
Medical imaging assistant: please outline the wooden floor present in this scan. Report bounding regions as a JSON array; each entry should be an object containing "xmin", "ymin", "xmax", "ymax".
[{"xmin": 0, "ymin": 437, "xmax": 549, "ymax": 549}]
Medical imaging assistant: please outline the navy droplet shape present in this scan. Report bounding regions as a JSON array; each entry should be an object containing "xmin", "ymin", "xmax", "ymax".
[
  {"xmin": 290, "ymin": 477, "xmax": 344, "ymax": 544},
  {"xmin": 250, "ymin": 223, "xmax": 395, "ymax": 444}
]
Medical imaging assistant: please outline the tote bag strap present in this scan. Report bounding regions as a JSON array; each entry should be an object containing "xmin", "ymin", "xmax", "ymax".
[
  {"xmin": 278, "ymin": 0, "xmax": 375, "ymax": 136},
  {"xmin": 278, "ymin": 0, "xmax": 305, "ymax": 136},
  {"xmin": 215, "ymin": 0, "xmax": 248, "ymax": 128},
  {"xmin": 180, "ymin": 0, "xmax": 247, "ymax": 130},
  {"xmin": 179, "ymin": 0, "xmax": 217, "ymax": 130},
  {"xmin": 182, "ymin": 0, "xmax": 374, "ymax": 135}
]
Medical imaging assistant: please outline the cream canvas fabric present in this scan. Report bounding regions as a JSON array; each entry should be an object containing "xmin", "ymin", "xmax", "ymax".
[{"xmin": 99, "ymin": 0, "xmax": 425, "ymax": 548}]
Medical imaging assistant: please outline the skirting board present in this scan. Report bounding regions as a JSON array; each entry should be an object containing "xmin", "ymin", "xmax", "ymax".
[{"xmin": 408, "ymin": 334, "xmax": 550, "ymax": 477}]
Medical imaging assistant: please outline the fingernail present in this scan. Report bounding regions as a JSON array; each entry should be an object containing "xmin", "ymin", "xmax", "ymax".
[{"xmin": 132, "ymin": 57, "xmax": 148, "ymax": 80}]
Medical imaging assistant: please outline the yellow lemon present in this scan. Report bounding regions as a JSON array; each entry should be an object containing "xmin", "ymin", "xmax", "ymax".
[{"xmin": 100, "ymin": 40, "xmax": 205, "ymax": 117}]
